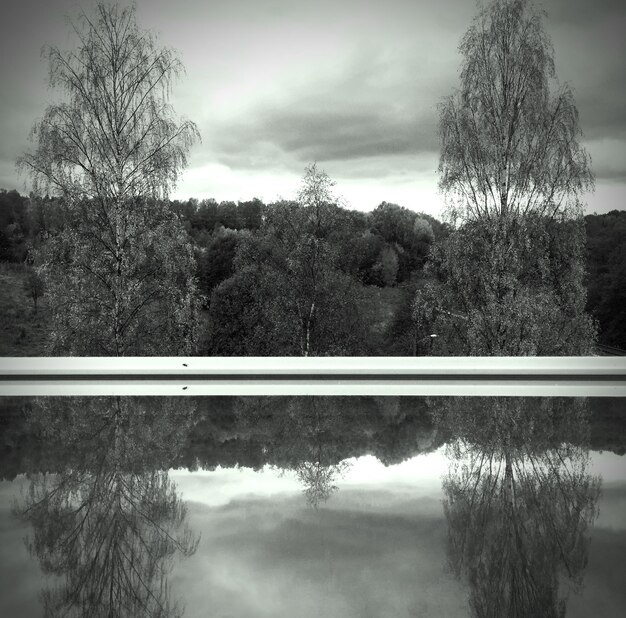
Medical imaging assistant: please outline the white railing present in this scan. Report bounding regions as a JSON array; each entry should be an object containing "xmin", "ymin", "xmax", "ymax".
[{"xmin": 0, "ymin": 357, "xmax": 624, "ymax": 397}]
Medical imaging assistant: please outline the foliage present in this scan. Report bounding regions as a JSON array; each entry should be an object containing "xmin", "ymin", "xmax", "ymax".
[
  {"xmin": 438, "ymin": 0, "xmax": 593, "ymax": 221},
  {"xmin": 0, "ymin": 262, "xmax": 51, "ymax": 355},
  {"xmin": 195, "ymin": 228, "xmax": 243, "ymax": 305},
  {"xmin": 18, "ymin": 3, "xmax": 198, "ymax": 203},
  {"xmin": 2, "ymin": 184, "xmax": 624, "ymax": 356},
  {"xmin": 38, "ymin": 197, "xmax": 200, "ymax": 355},
  {"xmin": 414, "ymin": 215, "xmax": 596, "ymax": 354},
  {"xmin": 585, "ymin": 210, "xmax": 626, "ymax": 350},
  {"xmin": 369, "ymin": 202, "xmax": 439, "ymax": 282},
  {"xmin": 372, "ymin": 245, "xmax": 399, "ymax": 287},
  {"xmin": 17, "ymin": 3, "xmax": 200, "ymax": 355},
  {"xmin": 425, "ymin": 0, "xmax": 596, "ymax": 356},
  {"xmin": 23, "ymin": 266, "xmax": 45, "ymax": 314},
  {"xmin": 204, "ymin": 166, "xmax": 373, "ymax": 356},
  {"xmin": 0, "ymin": 189, "xmax": 32, "ymax": 262}
]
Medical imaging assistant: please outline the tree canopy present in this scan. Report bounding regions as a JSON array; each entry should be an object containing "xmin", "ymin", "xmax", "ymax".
[
  {"xmin": 438, "ymin": 0, "xmax": 593, "ymax": 221},
  {"xmin": 19, "ymin": 3, "xmax": 198, "ymax": 204},
  {"xmin": 18, "ymin": 3, "xmax": 200, "ymax": 355},
  {"xmin": 418, "ymin": 0, "xmax": 597, "ymax": 355}
]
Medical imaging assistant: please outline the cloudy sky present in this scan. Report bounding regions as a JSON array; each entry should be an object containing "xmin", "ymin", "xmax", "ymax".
[{"xmin": 0, "ymin": 0, "xmax": 624, "ymax": 216}]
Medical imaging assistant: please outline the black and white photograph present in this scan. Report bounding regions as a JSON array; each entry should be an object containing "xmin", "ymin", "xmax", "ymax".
[{"xmin": 0, "ymin": 0, "xmax": 625, "ymax": 616}]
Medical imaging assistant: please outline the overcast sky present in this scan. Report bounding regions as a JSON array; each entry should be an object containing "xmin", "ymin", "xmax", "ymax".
[{"xmin": 0, "ymin": 0, "xmax": 624, "ymax": 216}]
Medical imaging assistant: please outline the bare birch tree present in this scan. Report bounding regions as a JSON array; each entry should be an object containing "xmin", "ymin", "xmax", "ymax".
[
  {"xmin": 18, "ymin": 2, "xmax": 200, "ymax": 354},
  {"xmin": 417, "ymin": 0, "xmax": 597, "ymax": 355},
  {"xmin": 438, "ymin": 0, "xmax": 593, "ymax": 221}
]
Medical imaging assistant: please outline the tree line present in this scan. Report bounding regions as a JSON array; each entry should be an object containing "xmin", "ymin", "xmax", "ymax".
[
  {"xmin": 1, "ymin": 184, "xmax": 623, "ymax": 353},
  {"xmin": 4, "ymin": 0, "xmax": 619, "ymax": 356}
]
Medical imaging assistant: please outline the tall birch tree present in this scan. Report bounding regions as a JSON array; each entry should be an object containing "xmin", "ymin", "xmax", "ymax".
[
  {"xmin": 416, "ymin": 0, "xmax": 596, "ymax": 355},
  {"xmin": 19, "ymin": 2, "xmax": 200, "ymax": 354},
  {"xmin": 438, "ymin": 0, "xmax": 593, "ymax": 221}
]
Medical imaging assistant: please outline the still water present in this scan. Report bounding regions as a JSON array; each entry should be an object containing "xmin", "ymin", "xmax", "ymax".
[{"xmin": 0, "ymin": 396, "xmax": 624, "ymax": 617}]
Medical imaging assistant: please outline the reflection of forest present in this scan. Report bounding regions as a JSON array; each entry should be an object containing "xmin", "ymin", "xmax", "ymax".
[
  {"xmin": 1, "ymin": 396, "xmax": 614, "ymax": 616},
  {"xmin": 436, "ymin": 397, "xmax": 601, "ymax": 618},
  {"xmin": 13, "ymin": 398, "xmax": 198, "ymax": 618},
  {"xmin": 2, "ymin": 397, "xmax": 623, "ymax": 484},
  {"xmin": 239, "ymin": 397, "xmax": 354, "ymax": 508},
  {"xmin": 6, "ymin": 396, "xmax": 443, "ymax": 614},
  {"xmin": 1, "ymin": 396, "xmax": 441, "ymax": 479}
]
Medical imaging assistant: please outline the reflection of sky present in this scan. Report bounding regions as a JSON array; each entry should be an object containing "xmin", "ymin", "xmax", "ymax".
[
  {"xmin": 171, "ymin": 453, "xmax": 464, "ymax": 618},
  {"xmin": 169, "ymin": 452, "xmax": 450, "ymax": 507},
  {"xmin": 2, "ymin": 451, "xmax": 626, "ymax": 617},
  {"xmin": 0, "ymin": 479, "xmax": 46, "ymax": 618}
]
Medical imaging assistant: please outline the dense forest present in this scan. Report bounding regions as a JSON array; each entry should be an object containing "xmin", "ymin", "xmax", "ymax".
[{"xmin": 0, "ymin": 186, "xmax": 623, "ymax": 355}]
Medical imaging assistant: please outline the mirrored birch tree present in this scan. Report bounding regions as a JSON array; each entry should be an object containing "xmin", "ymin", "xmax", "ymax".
[
  {"xmin": 435, "ymin": 397, "xmax": 600, "ymax": 617},
  {"xmin": 14, "ymin": 397, "xmax": 199, "ymax": 617}
]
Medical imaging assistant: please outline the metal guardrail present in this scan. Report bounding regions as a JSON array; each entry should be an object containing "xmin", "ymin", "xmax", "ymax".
[{"xmin": 0, "ymin": 357, "xmax": 625, "ymax": 397}]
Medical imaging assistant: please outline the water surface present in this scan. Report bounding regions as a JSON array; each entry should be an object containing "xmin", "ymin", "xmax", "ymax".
[{"xmin": 0, "ymin": 395, "xmax": 624, "ymax": 617}]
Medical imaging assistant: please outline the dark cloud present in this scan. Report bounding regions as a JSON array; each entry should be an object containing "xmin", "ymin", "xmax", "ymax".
[
  {"xmin": 0, "ymin": 0, "xmax": 623, "ymax": 205},
  {"xmin": 594, "ymin": 167, "xmax": 626, "ymax": 184},
  {"xmin": 213, "ymin": 107, "xmax": 438, "ymax": 167},
  {"xmin": 206, "ymin": 43, "xmax": 445, "ymax": 173},
  {"xmin": 582, "ymin": 137, "xmax": 626, "ymax": 183},
  {"xmin": 573, "ymin": 65, "xmax": 626, "ymax": 143},
  {"xmin": 545, "ymin": 0, "xmax": 626, "ymax": 28},
  {"xmin": 542, "ymin": 0, "xmax": 626, "ymax": 153}
]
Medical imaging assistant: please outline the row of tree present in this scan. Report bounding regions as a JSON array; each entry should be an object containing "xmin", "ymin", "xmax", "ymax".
[
  {"xmin": 3, "ymin": 185, "xmax": 623, "ymax": 353},
  {"xmin": 6, "ymin": 0, "xmax": 615, "ymax": 356}
]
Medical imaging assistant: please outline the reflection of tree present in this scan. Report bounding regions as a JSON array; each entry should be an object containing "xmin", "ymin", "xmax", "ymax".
[
  {"xmin": 235, "ymin": 397, "xmax": 351, "ymax": 508},
  {"xmin": 14, "ymin": 398, "xmax": 198, "ymax": 617},
  {"xmin": 284, "ymin": 398, "xmax": 351, "ymax": 509},
  {"xmin": 295, "ymin": 458, "xmax": 350, "ymax": 509},
  {"xmin": 437, "ymin": 398, "xmax": 600, "ymax": 618}
]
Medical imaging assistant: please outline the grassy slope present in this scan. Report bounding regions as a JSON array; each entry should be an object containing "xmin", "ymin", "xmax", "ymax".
[
  {"xmin": 361, "ymin": 284, "xmax": 405, "ymax": 354},
  {"xmin": 0, "ymin": 262, "xmax": 405, "ymax": 357},
  {"xmin": 0, "ymin": 263, "xmax": 51, "ymax": 356}
]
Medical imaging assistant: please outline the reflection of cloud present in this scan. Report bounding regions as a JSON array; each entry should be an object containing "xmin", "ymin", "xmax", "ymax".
[
  {"xmin": 3, "ymin": 456, "xmax": 626, "ymax": 617},
  {"xmin": 594, "ymin": 484, "xmax": 626, "ymax": 530},
  {"xmin": 174, "ymin": 490, "xmax": 467, "ymax": 618},
  {"xmin": 568, "ymin": 529, "xmax": 626, "ymax": 618},
  {"xmin": 0, "ymin": 479, "xmax": 41, "ymax": 618}
]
